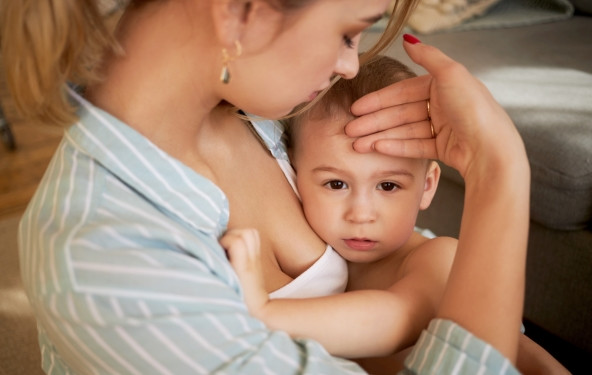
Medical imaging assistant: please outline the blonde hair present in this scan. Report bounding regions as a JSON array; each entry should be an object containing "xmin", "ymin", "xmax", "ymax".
[
  {"xmin": 0, "ymin": 0, "xmax": 419, "ymax": 128},
  {"xmin": 0, "ymin": 0, "xmax": 119, "ymax": 127},
  {"xmin": 360, "ymin": 0, "xmax": 419, "ymax": 66}
]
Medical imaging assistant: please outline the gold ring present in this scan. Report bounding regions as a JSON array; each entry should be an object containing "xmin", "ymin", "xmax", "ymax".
[{"xmin": 427, "ymin": 99, "xmax": 435, "ymax": 138}]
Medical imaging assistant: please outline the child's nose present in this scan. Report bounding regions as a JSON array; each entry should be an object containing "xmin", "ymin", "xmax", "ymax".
[{"xmin": 345, "ymin": 195, "xmax": 376, "ymax": 223}]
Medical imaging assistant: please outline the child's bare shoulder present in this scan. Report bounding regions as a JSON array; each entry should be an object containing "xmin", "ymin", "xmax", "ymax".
[
  {"xmin": 399, "ymin": 235, "xmax": 457, "ymax": 278},
  {"xmin": 412, "ymin": 235, "xmax": 457, "ymax": 257},
  {"xmin": 381, "ymin": 235, "xmax": 457, "ymax": 308},
  {"xmin": 348, "ymin": 234, "xmax": 457, "ymax": 291}
]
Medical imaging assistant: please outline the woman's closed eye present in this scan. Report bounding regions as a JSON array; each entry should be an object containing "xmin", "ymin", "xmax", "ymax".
[{"xmin": 343, "ymin": 35, "xmax": 355, "ymax": 49}]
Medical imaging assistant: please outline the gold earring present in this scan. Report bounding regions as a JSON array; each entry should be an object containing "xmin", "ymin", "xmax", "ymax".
[{"xmin": 220, "ymin": 40, "xmax": 242, "ymax": 84}]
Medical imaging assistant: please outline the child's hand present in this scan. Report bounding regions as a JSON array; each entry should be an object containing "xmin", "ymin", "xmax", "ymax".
[{"xmin": 220, "ymin": 229, "xmax": 269, "ymax": 318}]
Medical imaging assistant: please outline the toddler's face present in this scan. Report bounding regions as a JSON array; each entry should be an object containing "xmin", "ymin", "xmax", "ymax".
[{"xmin": 292, "ymin": 113, "xmax": 437, "ymax": 263}]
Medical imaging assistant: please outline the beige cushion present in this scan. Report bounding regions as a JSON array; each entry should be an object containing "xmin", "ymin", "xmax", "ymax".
[{"xmin": 407, "ymin": 0, "xmax": 502, "ymax": 34}]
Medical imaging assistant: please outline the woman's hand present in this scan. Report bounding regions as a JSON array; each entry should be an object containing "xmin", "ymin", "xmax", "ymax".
[
  {"xmin": 346, "ymin": 36, "xmax": 527, "ymax": 182},
  {"xmin": 220, "ymin": 229, "xmax": 269, "ymax": 318},
  {"xmin": 348, "ymin": 37, "xmax": 531, "ymax": 362}
]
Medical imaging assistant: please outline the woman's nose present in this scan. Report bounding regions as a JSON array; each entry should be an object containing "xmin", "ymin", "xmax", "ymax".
[{"xmin": 335, "ymin": 39, "xmax": 360, "ymax": 80}]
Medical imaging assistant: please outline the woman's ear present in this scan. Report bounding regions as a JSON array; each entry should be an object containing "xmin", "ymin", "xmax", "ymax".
[
  {"xmin": 211, "ymin": 1, "xmax": 281, "ymax": 50},
  {"xmin": 419, "ymin": 161, "xmax": 441, "ymax": 210},
  {"xmin": 211, "ymin": 0, "xmax": 247, "ymax": 47}
]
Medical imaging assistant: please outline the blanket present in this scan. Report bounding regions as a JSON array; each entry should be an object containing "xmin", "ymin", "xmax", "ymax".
[{"xmin": 406, "ymin": 0, "xmax": 574, "ymax": 34}]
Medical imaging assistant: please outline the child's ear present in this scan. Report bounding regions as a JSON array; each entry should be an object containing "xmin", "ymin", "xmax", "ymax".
[{"xmin": 419, "ymin": 161, "xmax": 441, "ymax": 210}]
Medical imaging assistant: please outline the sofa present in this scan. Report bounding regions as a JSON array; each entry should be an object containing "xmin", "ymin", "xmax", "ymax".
[{"xmin": 361, "ymin": 0, "xmax": 592, "ymax": 372}]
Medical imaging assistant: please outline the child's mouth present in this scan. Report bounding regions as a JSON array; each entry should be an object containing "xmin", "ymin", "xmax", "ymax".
[{"xmin": 344, "ymin": 238, "xmax": 377, "ymax": 251}]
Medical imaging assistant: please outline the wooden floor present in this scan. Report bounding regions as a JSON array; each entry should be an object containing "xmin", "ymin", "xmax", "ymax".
[{"xmin": 0, "ymin": 124, "xmax": 63, "ymax": 218}]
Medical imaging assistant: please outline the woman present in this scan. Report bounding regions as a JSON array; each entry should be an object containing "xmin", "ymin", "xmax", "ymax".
[{"xmin": 2, "ymin": 0, "xmax": 530, "ymax": 373}]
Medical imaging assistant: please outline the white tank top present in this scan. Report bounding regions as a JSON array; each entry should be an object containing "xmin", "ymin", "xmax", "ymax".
[{"xmin": 269, "ymin": 244, "xmax": 348, "ymax": 299}]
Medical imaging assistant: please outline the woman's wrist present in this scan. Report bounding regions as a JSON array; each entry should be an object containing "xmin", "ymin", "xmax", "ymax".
[{"xmin": 463, "ymin": 136, "xmax": 530, "ymax": 195}]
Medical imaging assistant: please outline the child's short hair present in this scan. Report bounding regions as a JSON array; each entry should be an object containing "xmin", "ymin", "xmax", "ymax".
[{"xmin": 288, "ymin": 55, "xmax": 417, "ymax": 131}]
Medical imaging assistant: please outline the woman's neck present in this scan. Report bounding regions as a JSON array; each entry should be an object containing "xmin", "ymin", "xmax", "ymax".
[{"xmin": 86, "ymin": 0, "xmax": 222, "ymax": 158}]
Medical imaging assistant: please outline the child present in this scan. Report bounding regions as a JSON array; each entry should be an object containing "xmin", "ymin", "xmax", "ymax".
[
  {"xmin": 222, "ymin": 55, "xmax": 457, "ymax": 366},
  {"xmin": 288, "ymin": 55, "xmax": 449, "ymax": 292}
]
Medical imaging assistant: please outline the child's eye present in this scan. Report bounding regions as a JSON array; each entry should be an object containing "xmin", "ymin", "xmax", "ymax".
[
  {"xmin": 343, "ymin": 35, "xmax": 354, "ymax": 49},
  {"xmin": 378, "ymin": 182, "xmax": 399, "ymax": 191},
  {"xmin": 325, "ymin": 180, "xmax": 347, "ymax": 190}
]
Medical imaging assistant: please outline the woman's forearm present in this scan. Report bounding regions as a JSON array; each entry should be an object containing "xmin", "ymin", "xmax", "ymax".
[{"xmin": 438, "ymin": 154, "xmax": 530, "ymax": 363}]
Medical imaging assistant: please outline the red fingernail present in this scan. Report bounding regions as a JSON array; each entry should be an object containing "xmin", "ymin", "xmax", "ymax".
[{"xmin": 403, "ymin": 33, "xmax": 421, "ymax": 44}]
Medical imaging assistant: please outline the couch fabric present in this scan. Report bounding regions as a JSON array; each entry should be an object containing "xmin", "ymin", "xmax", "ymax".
[
  {"xmin": 407, "ymin": 0, "xmax": 575, "ymax": 34},
  {"xmin": 409, "ymin": 16, "xmax": 592, "ymax": 231}
]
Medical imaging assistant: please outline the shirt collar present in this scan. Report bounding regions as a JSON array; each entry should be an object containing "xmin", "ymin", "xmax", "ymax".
[{"xmin": 245, "ymin": 114, "xmax": 289, "ymax": 161}]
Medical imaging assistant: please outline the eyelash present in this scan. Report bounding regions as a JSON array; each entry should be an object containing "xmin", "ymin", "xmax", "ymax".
[{"xmin": 343, "ymin": 35, "xmax": 354, "ymax": 49}]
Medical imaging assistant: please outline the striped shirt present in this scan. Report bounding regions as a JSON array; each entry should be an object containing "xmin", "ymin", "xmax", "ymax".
[{"xmin": 18, "ymin": 93, "xmax": 518, "ymax": 375}]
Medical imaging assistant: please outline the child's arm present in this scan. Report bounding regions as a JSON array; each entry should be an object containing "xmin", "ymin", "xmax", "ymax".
[{"xmin": 222, "ymin": 229, "xmax": 456, "ymax": 359}]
